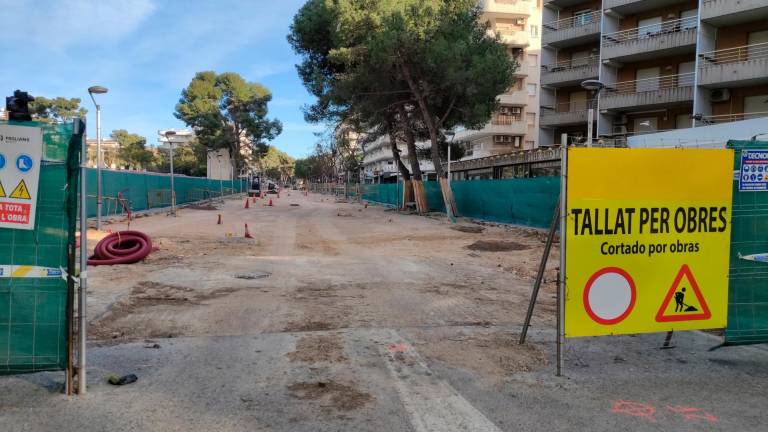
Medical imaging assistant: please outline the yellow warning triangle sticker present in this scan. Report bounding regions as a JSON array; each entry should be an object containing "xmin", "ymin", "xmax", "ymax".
[
  {"xmin": 655, "ymin": 265, "xmax": 711, "ymax": 322},
  {"xmin": 9, "ymin": 179, "xmax": 31, "ymax": 200},
  {"xmin": 0, "ymin": 181, "xmax": 5, "ymax": 198}
]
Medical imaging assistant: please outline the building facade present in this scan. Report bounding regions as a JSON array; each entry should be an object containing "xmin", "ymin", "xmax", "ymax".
[
  {"xmin": 453, "ymin": 0, "xmax": 543, "ymax": 156},
  {"xmin": 85, "ymin": 138, "xmax": 120, "ymax": 169},
  {"xmin": 540, "ymin": 0, "xmax": 768, "ymax": 146},
  {"xmin": 362, "ymin": 0, "xmax": 543, "ymax": 181}
]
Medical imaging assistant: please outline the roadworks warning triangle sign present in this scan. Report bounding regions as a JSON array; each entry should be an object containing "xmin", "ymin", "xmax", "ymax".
[
  {"xmin": 0, "ymin": 181, "xmax": 5, "ymax": 198},
  {"xmin": 655, "ymin": 264, "xmax": 712, "ymax": 322},
  {"xmin": 9, "ymin": 179, "xmax": 31, "ymax": 200}
]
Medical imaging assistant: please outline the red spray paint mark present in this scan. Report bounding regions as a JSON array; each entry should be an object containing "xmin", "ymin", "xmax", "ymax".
[
  {"xmin": 612, "ymin": 400, "xmax": 657, "ymax": 422},
  {"xmin": 666, "ymin": 406, "xmax": 718, "ymax": 424}
]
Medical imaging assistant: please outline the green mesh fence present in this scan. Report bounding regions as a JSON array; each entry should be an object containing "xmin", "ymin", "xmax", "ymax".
[
  {"xmin": 725, "ymin": 140, "xmax": 768, "ymax": 345},
  {"xmin": 0, "ymin": 120, "xmax": 80, "ymax": 374},
  {"xmin": 84, "ymin": 169, "xmax": 245, "ymax": 217},
  {"xmin": 361, "ymin": 183, "xmax": 400, "ymax": 207},
  {"xmin": 360, "ymin": 177, "xmax": 560, "ymax": 228}
]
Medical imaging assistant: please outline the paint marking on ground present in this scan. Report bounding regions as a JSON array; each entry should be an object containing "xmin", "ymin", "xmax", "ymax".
[{"xmin": 378, "ymin": 330, "xmax": 503, "ymax": 432}]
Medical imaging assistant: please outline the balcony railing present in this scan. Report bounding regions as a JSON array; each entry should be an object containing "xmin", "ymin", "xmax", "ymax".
[
  {"xmin": 491, "ymin": 115, "xmax": 523, "ymax": 126},
  {"xmin": 543, "ymin": 10, "xmax": 601, "ymax": 32},
  {"xmin": 602, "ymin": 16, "xmax": 697, "ymax": 46},
  {"xmin": 546, "ymin": 99, "xmax": 598, "ymax": 113},
  {"xmin": 541, "ymin": 57, "xmax": 599, "ymax": 74},
  {"xmin": 699, "ymin": 42, "xmax": 768, "ymax": 66},
  {"xmin": 699, "ymin": 111, "xmax": 768, "ymax": 125},
  {"xmin": 604, "ymin": 72, "xmax": 695, "ymax": 94}
]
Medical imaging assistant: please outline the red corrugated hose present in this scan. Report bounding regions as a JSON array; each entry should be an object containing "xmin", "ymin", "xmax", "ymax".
[{"xmin": 88, "ymin": 231, "xmax": 153, "ymax": 266}]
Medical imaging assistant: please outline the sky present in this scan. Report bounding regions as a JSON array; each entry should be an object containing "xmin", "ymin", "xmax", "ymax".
[{"xmin": 0, "ymin": 0, "xmax": 322, "ymax": 158}]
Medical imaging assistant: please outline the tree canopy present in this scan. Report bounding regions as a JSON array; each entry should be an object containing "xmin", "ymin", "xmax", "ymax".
[
  {"xmin": 30, "ymin": 96, "xmax": 88, "ymax": 123},
  {"xmin": 174, "ymin": 71, "xmax": 283, "ymax": 172},
  {"xmin": 289, "ymin": 0, "xmax": 515, "ymax": 211},
  {"xmin": 111, "ymin": 129, "xmax": 155, "ymax": 170}
]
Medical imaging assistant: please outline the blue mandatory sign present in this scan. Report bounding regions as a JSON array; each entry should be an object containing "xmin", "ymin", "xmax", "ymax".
[
  {"xmin": 739, "ymin": 149, "xmax": 768, "ymax": 192},
  {"xmin": 0, "ymin": 153, "xmax": 5, "ymax": 170},
  {"xmin": 15, "ymin": 154, "xmax": 33, "ymax": 173}
]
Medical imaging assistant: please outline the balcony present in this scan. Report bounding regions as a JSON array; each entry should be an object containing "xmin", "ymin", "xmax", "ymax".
[
  {"xmin": 601, "ymin": 16, "xmax": 697, "ymax": 62},
  {"xmin": 604, "ymin": 0, "xmax": 692, "ymax": 15},
  {"xmin": 699, "ymin": 111, "xmax": 768, "ymax": 125},
  {"xmin": 479, "ymin": 0, "xmax": 533, "ymax": 15},
  {"xmin": 453, "ymin": 120, "xmax": 529, "ymax": 142},
  {"xmin": 497, "ymin": 31, "xmax": 531, "ymax": 47},
  {"xmin": 497, "ymin": 90, "xmax": 529, "ymax": 105},
  {"xmin": 698, "ymin": 42, "xmax": 768, "ymax": 88},
  {"xmin": 539, "ymin": 101, "xmax": 597, "ymax": 128},
  {"xmin": 542, "ymin": 11, "xmax": 601, "ymax": 48},
  {"xmin": 541, "ymin": 57, "xmax": 599, "ymax": 87},
  {"xmin": 600, "ymin": 72, "xmax": 695, "ymax": 111},
  {"xmin": 701, "ymin": 0, "xmax": 768, "ymax": 26}
]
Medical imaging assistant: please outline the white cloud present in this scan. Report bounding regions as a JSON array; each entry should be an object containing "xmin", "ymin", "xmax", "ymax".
[
  {"xmin": 252, "ymin": 63, "xmax": 294, "ymax": 80},
  {"xmin": 2, "ymin": 0, "xmax": 156, "ymax": 49}
]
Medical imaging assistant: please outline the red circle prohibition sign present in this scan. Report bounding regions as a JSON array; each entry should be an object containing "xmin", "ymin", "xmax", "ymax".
[{"xmin": 583, "ymin": 267, "xmax": 637, "ymax": 325}]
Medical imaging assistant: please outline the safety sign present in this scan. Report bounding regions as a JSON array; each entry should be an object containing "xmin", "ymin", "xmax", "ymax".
[
  {"xmin": 565, "ymin": 148, "xmax": 733, "ymax": 337},
  {"xmin": 738, "ymin": 149, "xmax": 768, "ymax": 191},
  {"xmin": 0, "ymin": 124, "xmax": 43, "ymax": 230}
]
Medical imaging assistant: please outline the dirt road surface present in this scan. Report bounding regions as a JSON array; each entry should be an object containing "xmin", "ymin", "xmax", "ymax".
[{"xmin": 1, "ymin": 192, "xmax": 767, "ymax": 431}]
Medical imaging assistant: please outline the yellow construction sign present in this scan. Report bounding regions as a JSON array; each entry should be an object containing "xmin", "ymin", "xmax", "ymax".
[
  {"xmin": 9, "ymin": 179, "xmax": 31, "ymax": 200},
  {"xmin": 564, "ymin": 148, "xmax": 733, "ymax": 337},
  {"xmin": 0, "ymin": 181, "xmax": 5, "ymax": 198}
]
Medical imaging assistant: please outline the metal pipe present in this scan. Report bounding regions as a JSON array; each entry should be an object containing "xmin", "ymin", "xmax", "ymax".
[
  {"xmin": 557, "ymin": 139, "xmax": 568, "ymax": 377},
  {"xmin": 78, "ymin": 118, "xmax": 89, "ymax": 394},
  {"xmin": 95, "ymin": 106, "xmax": 102, "ymax": 230}
]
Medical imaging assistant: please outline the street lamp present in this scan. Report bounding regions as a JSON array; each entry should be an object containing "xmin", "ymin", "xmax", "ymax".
[
  {"xmin": 88, "ymin": 85, "xmax": 108, "ymax": 230},
  {"xmin": 164, "ymin": 130, "xmax": 177, "ymax": 216},
  {"xmin": 581, "ymin": 80, "xmax": 605, "ymax": 147}
]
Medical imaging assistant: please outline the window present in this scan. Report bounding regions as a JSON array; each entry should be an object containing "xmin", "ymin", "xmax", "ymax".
[
  {"xmin": 530, "ymin": 24, "xmax": 539, "ymax": 38},
  {"xmin": 744, "ymin": 94, "xmax": 768, "ymax": 118},
  {"xmin": 527, "ymin": 83, "xmax": 537, "ymax": 96},
  {"xmin": 636, "ymin": 67, "xmax": 661, "ymax": 92},
  {"xmin": 633, "ymin": 117, "xmax": 658, "ymax": 134},
  {"xmin": 748, "ymin": 30, "xmax": 768, "ymax": 60},
  {"xmin": 638, "ymin": 16, "xmax": 662, "ymax": 39},
  {"xmin": 571, "ymin": 50, "xmax": 590, "ymax": 67},
  {"xmin": 527, "ymin": 54, "xmax": 538, "ymax": 68},
  {"xmin": 681, "ymin": 9, "xmax": 697, "ymax": 30},
  {"xmin": 570, "ymin": 91, "xmax": 588, "ymax": 111},
  {"xmin": 526, "ymin": 112, "xmax": 536, "ymax": 124},
  {"xmin": 676, "ymin": 114, "xmax": 691, "ymax": 129},
  {"xmin": 573, "ymin": 10, "xmax": 594, "ymax": 27},
  {"xmin": 678, "ymin": 61, "xmax": 695, "ymax": 87},
  {"xmin": 525, "ymin": 140, "xmax": 535, "ymax": 148}
]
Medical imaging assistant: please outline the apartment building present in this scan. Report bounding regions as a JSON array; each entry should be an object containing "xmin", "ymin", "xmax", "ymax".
[
  {"xmin": 454, "ymin": 0, "xmax": 542, "ymax": 156},
  {"xmin": 362, "ymin": 0, "xmax": 543, "ymax": 181},
  {"xmin": 539, "ymin": 0, "xmax": 768, "ymax": 146}
]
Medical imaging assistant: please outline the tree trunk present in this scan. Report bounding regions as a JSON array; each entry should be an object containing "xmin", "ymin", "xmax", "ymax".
[
  {"xmin": 397, "ymin": 105, "xmax": 428, "ymax": 213},
  {"xmin": 388, "ymin": 129, "xmax": 411, "ymax": 183},
  {"xmin": 400, "ymin": 63, "xmax": 455, "ymax": 218}
]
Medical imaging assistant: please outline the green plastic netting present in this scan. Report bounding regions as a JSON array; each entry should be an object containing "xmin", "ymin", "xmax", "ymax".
[
  {"xmin": 0, "ymin": 120, "xmax": 80, "ymax": 374},
  {"xmin": 725, "ymin": 140, "xmax": 768, "ymax": 346}
]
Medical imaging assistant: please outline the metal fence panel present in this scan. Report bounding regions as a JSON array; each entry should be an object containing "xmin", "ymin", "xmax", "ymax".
[
  {"xmin": 0, "ymin": 121, "xmax": 79, "ymax": 374},
  {"xmin": 725, "ymin": 140, "xmax": 768, "ymax": 345}
]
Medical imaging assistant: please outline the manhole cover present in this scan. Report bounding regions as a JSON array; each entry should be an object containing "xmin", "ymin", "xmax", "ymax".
[{"xmin": 234, "ymin": 272, "xmax": 271, "ymax": 280}]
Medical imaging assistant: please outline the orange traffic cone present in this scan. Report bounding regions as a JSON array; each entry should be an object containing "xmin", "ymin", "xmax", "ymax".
[
  {"xmin": 217, "ymin": 214, "xmax": 222, "ymax": 225},
  {"xmin": 244, "ymin": 223, "xmax": 254, "ymax": 239},
  {"xmin": 268, "ymin": 198, "xmax": 274, "ymax": 207},
  {"xmin": 244, "ymin": 198, "xmax": 250, "ymax": 209}
]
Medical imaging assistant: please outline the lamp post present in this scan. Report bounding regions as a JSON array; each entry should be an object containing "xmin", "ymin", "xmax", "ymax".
[
  {"xmin": 87, "ymin": 85, "xmax": 108, "ymax": 230},
  {"xmin": 164, "ymin": 130, "xmax": 177, "ymax": 216},
  {"xmin": 580, "ymin": 79, "xmax": 605, "ymax": 147}
]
